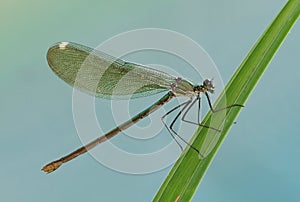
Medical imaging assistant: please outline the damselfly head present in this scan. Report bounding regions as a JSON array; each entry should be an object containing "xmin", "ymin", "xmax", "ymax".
[{"xmin": 203, "ymin": 79, "xmax": 215, "ymax": 93}]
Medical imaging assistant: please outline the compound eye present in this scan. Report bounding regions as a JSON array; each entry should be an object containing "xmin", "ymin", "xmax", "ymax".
[
  {"xmin": 204, "ymin": 79, "xmax": 213, "ymax": 87},
  {"xmin": 203, "ymin": 79, "xmax": 209, "ymax": 86}
]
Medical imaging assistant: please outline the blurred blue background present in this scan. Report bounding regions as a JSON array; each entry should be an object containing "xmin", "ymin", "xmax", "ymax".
[{"xmin": 0, "ymin": 0, "xmax": 299, "ymax": 201}]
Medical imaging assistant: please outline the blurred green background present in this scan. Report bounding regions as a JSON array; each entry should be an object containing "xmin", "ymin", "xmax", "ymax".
[{"xmin": 0, "ymin": 0, "xmax": 299, "ymax": 201}]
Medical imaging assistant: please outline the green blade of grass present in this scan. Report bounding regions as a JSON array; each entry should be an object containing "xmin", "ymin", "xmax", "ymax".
[{"xmin": 153, "ymin": 0, "xmax": 300, "ymax": 201}]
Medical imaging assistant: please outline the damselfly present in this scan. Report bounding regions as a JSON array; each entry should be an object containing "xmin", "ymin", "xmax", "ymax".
[{"xmin": 42, "ymin": 42, "xmax": 243, "ymax": 173}]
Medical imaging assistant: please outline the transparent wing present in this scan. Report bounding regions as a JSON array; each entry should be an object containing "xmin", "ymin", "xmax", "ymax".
[{"xmin": 47, "ymin": 42, "xmax": 176, "ymax": 99}]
